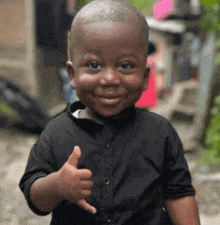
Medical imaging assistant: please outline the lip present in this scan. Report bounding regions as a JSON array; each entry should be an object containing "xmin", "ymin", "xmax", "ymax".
[{"xmin": 98, "ymin": 96, "xmax": 122, "ymax": 105}]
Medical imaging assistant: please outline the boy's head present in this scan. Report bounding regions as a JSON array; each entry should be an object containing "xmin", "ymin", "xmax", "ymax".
[{"xmin": 68, "ymin": 0, "xmax": 150, "ymax": 119}]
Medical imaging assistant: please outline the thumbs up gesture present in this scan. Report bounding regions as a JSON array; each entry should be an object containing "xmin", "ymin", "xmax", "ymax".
[{"xmin": 56, "ymin": 146, "xmax": 97, "ymax": 214}]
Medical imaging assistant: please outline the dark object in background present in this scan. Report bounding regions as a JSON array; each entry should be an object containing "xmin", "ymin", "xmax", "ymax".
[
  {"xmin": 0, "ymin": 78, "xmax": 50, "ymax": 134},
  {"xmin": 173, "ymin": 33, "xmax": 182, "ymax": 45},
  {"xmin": 148, "ymin": 42, "xmax": 156, "ymax": 55},
  {"xmin": 36, "ymin": 0, "xmax": 74, "ymax": 54},
  {"xmin": 35, "ymin": 0, "xmax": 75, "ymax": 70}
]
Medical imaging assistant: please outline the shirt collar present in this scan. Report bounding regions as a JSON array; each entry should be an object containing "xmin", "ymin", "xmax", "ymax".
[{"xmin": 68, "ymin": 101, "xmax": 136, "ymax": 126}]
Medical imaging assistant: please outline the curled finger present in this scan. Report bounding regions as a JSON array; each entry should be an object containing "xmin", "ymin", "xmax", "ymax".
[
  {"xmin": 79, "ymin": 169, "xmax": 93, "ymax": 180},
  {"xmin": 77, "ymin": 199, "xmax": 97, "ymax": 214},
  {"xmin": 79, "ymin": 180, "xmax": 94, "ymax": 190},
  {"xmin": 79, "ymin": 189, "xmax": 92, "ymax": 199}
]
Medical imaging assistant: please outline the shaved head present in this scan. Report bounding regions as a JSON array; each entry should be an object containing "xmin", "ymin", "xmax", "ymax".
[
  {"xmin": 69, "ymin": 0, "xmax": 149, "ymax": 61},
  {"xmin": 71, "ymin": 0, "xmax": 148, "ymax": 27}
]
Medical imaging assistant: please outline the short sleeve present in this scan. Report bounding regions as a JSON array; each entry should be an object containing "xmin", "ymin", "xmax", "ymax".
[
  {"xmin": 19, "ymin": 132, "xmax": 57, "ymax": 215},
  {"xmin": 162, "ymin": 123, "xmax": 195, "ymax": 200}
]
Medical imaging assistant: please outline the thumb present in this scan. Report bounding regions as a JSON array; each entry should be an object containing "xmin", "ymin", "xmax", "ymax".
[{"xmin": 68, "ymin": 146, "xmax": 81, "ymax": 168}]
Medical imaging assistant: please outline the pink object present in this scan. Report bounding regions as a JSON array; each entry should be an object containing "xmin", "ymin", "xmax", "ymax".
[
  {"xmin": 135, "ymin": 61, "xmax": 157, "ymax": 109},
  {"xmin": 154, "ymin": 0, "xmax": 173, "ymax": 21}
]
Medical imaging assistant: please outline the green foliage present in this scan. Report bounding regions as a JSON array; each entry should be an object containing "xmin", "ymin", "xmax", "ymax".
[
  {"xmin": 198, "ymin": 0, "xmax": 220, "ymax": 167},
  {"xmin": 78, "ymin": 0, "xmax": 155, "ymax": 13},
  {"xmin": 126, "ymin": 0, "xmax": 153, "ymax": 9},
  {"xmin": 199, "ymin": 0, "xmax": 220, "ymax": 65},
  {"xmin": 199, "ymin": 4, "xmax": 219, "ymax": 34},
  {"xmin": 215, "ymin": 53, "xmax": 220, "ymax": 65},
  {"xmin": 199, "ymin": 95, "xmax": 220, "ymax": 166},
  {"xmin": 201, "ymin": 0, "xmax": 219, "ymax": 6},
  {"xmin": 0, "ymin": 99, "xmax": 23, "ymax": 123},
  {"xmin": 199, "ymin": 149, "xmax": 214, "ymax": 166},
  {"xmin": 216, "ymin": 39, "xmax": 220, "ymax": 65},
  {"xmin": 78, "ymin": 0, "xmax": 93, "ymax": 9}
]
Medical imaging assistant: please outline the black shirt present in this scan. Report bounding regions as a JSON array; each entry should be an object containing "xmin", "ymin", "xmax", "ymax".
[{"xmin": 19, "ymin": 101, "xmax": 195, "ymax": 225}]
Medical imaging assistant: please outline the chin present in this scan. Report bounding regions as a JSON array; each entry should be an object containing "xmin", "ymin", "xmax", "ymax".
[
  {"xmin": 97, "ymin": 106, "xmax": 132, "ymax": 118},
  {"xmin": 94, "ymin": 107, "xmax": 124, "ymax": 118},
  {"xmin": 97, "ymin": 111, "xmax": 119, "ymax": 118}
]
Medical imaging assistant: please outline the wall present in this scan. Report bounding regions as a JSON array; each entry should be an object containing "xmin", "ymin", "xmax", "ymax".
[{"xmin": 0, "ymin": 0, "xmax": 65, "ymax": 114}]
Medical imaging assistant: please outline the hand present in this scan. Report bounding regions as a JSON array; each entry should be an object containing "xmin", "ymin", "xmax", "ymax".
[{"xmin": 56, "ymin": 146, "xmax": 97, "ymax": 214}]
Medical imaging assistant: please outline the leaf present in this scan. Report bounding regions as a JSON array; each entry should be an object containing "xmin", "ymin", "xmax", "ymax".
[
  {"xmin": 216, "ymin": 39, "xmax": 220, "ymax": 48},
  {"xmin": 126, "ymin": 0, "xmax": 154, "ymax": 9},
  {"xmin": 206, "ymin": 120, "xmax": 220, "ymax": 144},
  {"xmin": 200, "ymin": 0, "xmax": 219, "ymax": 6},
  {"xmin": 211, "ymin": 107, "xmax": 220, "ymax": 115},
  {"xmin": 216, "ymin": 24, "xmax": 220, "ymax": 30},
  {"xmin": 214, "ymin": 96, "xmax": 220, "ymax": 104},
  {"xmin": 215, "ymin": 53, "xmax": 220, "ymax": 66},
  {"xmin": 199, "ymin": 6, "xmax": 219, "ymax": 33},
  {"xmin": 78, "ymin": 0, "xmax": 93, "ymax": 9},
  {"xmin": 199, "ymin": 149, "xmax": 213, "ymax": 165}
]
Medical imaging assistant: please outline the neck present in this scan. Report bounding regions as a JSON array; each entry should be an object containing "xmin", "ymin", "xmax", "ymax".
[
  {"xmin": 83, "ymin": 106, "xmax": 135, "ymax": 124},
  {"xmin": 83, "ymin": 107, "xmax": 105, "ymax": 124}
]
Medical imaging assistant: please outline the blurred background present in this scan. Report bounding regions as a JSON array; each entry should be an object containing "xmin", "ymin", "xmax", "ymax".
[{"xmin": 0, "ymin": 0, "xmax": 220, "ymax": 224}]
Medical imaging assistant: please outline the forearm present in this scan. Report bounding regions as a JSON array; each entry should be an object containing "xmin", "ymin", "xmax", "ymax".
[
  {"xmin": 29, "ymin": 172, "xmax": 63, "ymax": 212},
  {"xmin": 165, "ymin": 196, "xmax": 200, "ymax": 225}
]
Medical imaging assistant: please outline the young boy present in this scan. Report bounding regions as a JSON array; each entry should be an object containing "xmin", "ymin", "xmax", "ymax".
[{"xmin": 19, "ymin": 0, "xmax": 200, "ymax": 224}]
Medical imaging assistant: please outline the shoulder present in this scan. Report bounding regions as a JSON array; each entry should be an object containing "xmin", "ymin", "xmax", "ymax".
[
  {"xmin": 39, "ymin": 110, "xmax": 74, "ymax": 141},
  {"xmin": 43, "ymin": 102, "xmax": 83, "ymax": 135},
  {"xmin": 39, "ymin": 101, "xmax": 87, "ymax": 141},
  {"xmin": 135, "ymin": 108, "xmax": 180, "ymax": 143},
  {"xmin": 136, "ymin": 108, "xmax": 172, "ymax": 129}
]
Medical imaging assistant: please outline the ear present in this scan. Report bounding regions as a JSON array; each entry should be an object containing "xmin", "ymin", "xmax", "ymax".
[
  {"xmin": 67, "ymin": 61, "xmax": 76, "ymax": 89},
  {"xmin": 142, "ymin": 66, "xmax": 150, "ymax": 91}
]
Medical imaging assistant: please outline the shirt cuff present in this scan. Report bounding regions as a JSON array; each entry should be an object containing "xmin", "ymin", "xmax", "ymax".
[
  {"xmin": 163, "ymin": 185, "xmax": 196, "ymax": 200},
  {"xmin": 21, "ymin": 174, "xmax": 51, "ymax": 216}
]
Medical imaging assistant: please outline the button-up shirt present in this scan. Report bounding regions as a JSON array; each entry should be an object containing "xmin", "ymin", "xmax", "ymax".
[{"xmin": 19, "ymin": 101, "xmax": 195, "ymax": 225}]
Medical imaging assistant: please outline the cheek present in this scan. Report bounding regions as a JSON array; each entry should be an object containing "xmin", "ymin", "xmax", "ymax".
[
  {"xmin": 124, "ymin": 75, "xmax": 145, "ymax": 93},
  {"xmin": 75, "ymin": 75, "xmax": 96, "ymax": 93}
]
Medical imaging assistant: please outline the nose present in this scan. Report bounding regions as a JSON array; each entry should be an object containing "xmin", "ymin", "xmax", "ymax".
[{"xmin": 100, "ymin": 68, "xmax": 120, "ymax": 86}]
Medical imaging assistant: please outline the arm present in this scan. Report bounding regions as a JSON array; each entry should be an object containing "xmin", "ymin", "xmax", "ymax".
[
  {"xmin": 165, "ymin": 196, "xmax": 200, "ymax": 225},
  {"xmin": 162, "ymin": 122, "xmax": 200, "ymax": 224},
  {"xmin": 29, "ymin": 146, "xmax": 96, "ymax": 214},
  {"xmin": 30, "ymin": 172, "xmax": 63, "ymax": 213}
]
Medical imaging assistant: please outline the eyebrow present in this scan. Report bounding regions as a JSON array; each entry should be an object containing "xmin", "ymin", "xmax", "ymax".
[
  {"xmin": 83, "ymin": 51, "xmax": 140, "ymax": 64},
  {"xmin": 84, "ymin": 49, "xmax": 140, "ymax": 57},
  {"xmin": 85, "ymin": 49, "xmax": 103, "ymax": 55}
]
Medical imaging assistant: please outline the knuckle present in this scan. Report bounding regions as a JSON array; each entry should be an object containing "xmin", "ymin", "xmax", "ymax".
[
  {"xmin": 90, "ymin": 182, "xmax": 94, "ymax": 188},
  {"xmin": 81, "ymin": 190, "xmax": 92, "ymax": 198},
  {"xmin": 75, "ymin": 180, "xmax": 81, "ymax": 187},
  {"xmin": 87, "ymin": 190, "xmax": 92, "ymax": 198},
  {"xmin": 88, "ymin": 170, "xmax": 93, "ymax": 177},
  {"xmin": 84, "ymin": 169, "xmax": 92, "ymax": 177}
]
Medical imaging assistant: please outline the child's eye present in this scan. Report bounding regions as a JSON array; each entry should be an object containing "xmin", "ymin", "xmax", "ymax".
[
  {"xmin": 118, "ymin": 62, "xmax": 134, "ymax": 70},
  {"xmin": 86, "ymin": 61, "xmax": 102, "ymax": 69}
]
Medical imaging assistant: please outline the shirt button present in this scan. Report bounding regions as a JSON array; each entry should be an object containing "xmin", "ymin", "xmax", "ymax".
[
  {"xmin": 106, "ymin": 143, "xmax": 110, "ymax": 148},
  {"xmin": 104, "ymin": 178, "xmax": 110, "ymax": 185},
  {"xmin": 107, "ymin": 219, "xmax": 111, "ymax": 223}
]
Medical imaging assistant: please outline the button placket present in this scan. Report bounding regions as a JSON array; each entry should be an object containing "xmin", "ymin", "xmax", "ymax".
[{"xmin": 104, "ymin": 178, "xmax": 110, "ymax": 186}]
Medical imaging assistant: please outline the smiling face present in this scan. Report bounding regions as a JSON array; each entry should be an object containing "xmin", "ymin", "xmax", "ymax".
[{"xmin": 68, "ymin": 21, "xmax": 149, "ymax": 119}]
